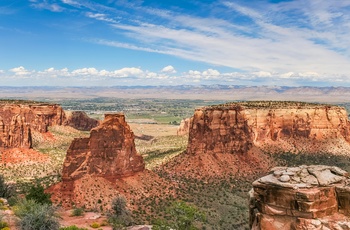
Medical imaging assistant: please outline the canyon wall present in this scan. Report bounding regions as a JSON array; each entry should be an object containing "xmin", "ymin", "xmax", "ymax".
[
  {"xmin": 62, "ymin": 113, "xmax": 145, "ymax": 181},
  {"xmin": 187, "ymin": 102, "xmax": 350, "ymax": 155},
  {"xmin": 249, "ymin": 165, "xmax": 350, "ymax": 230},
  {"xmin": 0, "ymin": 102, "xmax": 98, "ymax": 149},
  {"xmin": 0, "ymin": 103, "xmax": 66, "ymax": 148}
]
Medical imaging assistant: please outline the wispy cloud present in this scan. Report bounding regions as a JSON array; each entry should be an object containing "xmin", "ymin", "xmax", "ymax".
[{"xmin": 27, "ymin": 0, "xmax": 350, "ymax": 84}]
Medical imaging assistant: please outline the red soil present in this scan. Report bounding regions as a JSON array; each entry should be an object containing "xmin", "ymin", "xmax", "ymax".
[{"xmin": 0, "ymin": 148, "xmax": 49, "ymax": 164}]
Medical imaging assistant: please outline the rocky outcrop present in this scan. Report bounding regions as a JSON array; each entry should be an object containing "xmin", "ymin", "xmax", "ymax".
[
  {"xmin": 187, "ymin": 102, "xmax": 350, "ymax": 155},
  {"xmin": 0, "ymin": 103, "xmax": 66, "ymax": 148},
  {"xmin": 49, "ymin": 113, "xmax": 145, "ymax": 209},
  {"xmin": 0, "ymin": 101, "xmax": 99, "ymax": 149},
  {"xmin": 249, "ymin": 165, "xmax": 350, "ymax": 230},
  {"xmin": 62, "ymin": 113, "xmax": 145, "ymax": 181},
  {"xmin": 177, "ymin": 118, "xmax": 190, "ymax": 136},
  {"xmin": 64, "ymin": 111, "xmax": 100, "ymax": 131}
]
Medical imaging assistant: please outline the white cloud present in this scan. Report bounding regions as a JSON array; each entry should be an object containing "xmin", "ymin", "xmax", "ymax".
[
  {"xmin": 10, "ymin": 66, "xmax": 31, "ymax": 75},
  {"xmin": 2, "ymin": 66, "xmax": 350, "ymax": 86},
  {"xmin": 112, "ymin": 67, "xmax": 143, "ymax": 78},
  {"xmin": 161, "ymin": 65, "xmax": 176, "ymax": 74},
  {"xmin": 72, "ymin": 68, "xmax": 99, "ymax": 76}
]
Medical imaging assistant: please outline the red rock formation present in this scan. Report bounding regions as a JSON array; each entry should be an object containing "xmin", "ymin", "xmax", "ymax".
[
  {"xmin": 49, "ymin": 113, "xmax": 147, "ymax": 208},
  {"xmin": 177, "ymin": 118, "xmax": 190, "ymax": 136},
  {"xmin": 62, "ymin": 113, "xmax": 145, "ymax": 181},
  {"xmin": 0, "ymin": 101, "xmax": 99, "ymax": 149},
  {"xmin": 187, "ymin": 102, "xmax": 350, "ymax": 155},
  {"xmin": 64, "ymin": 111, "xmax": 100, "ymax": 131},
  {"xmin": 249, "ymin": 165, "xmax": 350, "ymax": 230},
  {"xmin": 0, "ymin": 103, "xmax": 66, "ymax": 148}
]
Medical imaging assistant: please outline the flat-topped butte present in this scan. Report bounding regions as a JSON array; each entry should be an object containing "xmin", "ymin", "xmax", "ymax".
[{"xmin": 203, "ymin": 101, "xmax": 334, "ymax": 110}]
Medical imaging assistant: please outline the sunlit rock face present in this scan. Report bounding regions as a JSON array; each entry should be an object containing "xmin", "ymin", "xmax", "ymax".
[
  {"xmin": 62, "ymin": 113, "xmax": 145, "ymax": 181},
  {"xmin": 249, "ymin": 165, "xmax": 350, "ymax": 230},
  {"xmin": 187, "ymin": 102, "xmax": 350, "ymax": 155},
  {"xmin": 0, "ymin": 102, "xmax": 99, "ymax": 149},
  {"xmin": 0, "ymin": 103, "xmax": 66, "ymax": 148}
]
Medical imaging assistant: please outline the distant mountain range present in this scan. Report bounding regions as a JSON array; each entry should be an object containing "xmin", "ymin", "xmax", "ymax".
[{"xmin": 1, "ymin": 85, "xmax": 350, "ymax": 103}]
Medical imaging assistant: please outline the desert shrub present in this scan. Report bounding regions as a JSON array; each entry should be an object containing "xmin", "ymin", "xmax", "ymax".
[
  {"xmin": 25, "ymin": 183, "xmax": 52, "ymax": 205},
  {"xmin": 14, "ymin": 198, "xmax": 59, "ymax": 230},
  {"xmin": 0, "ymin": 175, "xmax": 15, "ymax": 199},
  {"xmin": 108, "ymin": 196, "xmax": 133, "ymax": 229},
  {"xmin": 0, "ymin": 220, "xmax": 9, "ymax": 229},
  {"xmin": 153, "ymin": 201, "xmax": 205, "ymax": 230},
  {"xmin": 71, "ymin": 207, "xmax": 84, "ymax": 216},
  {"xmin": 59, "ymin": 226, "xmax": 88, "ymax": 230},
  {"xmin": 90, "ymin": 222, "xmax": 100, "ymax": 228}
]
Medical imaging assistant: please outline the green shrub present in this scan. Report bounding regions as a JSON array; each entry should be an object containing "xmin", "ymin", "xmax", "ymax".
[
  {"xmin": 71, "ymin": 207, "xmax": 84, "ymax": 216},
  {"xmin": 25, "ymin": 183, "xmax": 52, "ymax": 205},
  {"xmin": 0, "ymin": 220, "xmax": 9, "ymax": 229},
  {"xmin": 0, "ymin": 175, "xmax": 15, "ymax": 199},
  {"xmin": 108, "ymin": 196, "xmax": 133, "ymax": 229},
  {"xmin": 90, "ymin": 222, "xmax": 100, "ymax": 228},
  {"xmin": 14, "ymin": 198, "xmax": 59, "ymax": 230}
]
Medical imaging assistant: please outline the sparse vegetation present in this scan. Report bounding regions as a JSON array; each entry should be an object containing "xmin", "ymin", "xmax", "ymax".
[
  {"xmin": 71, "ymin": 207, "xmax": 84, "ymax": 217},
  {"xmin": 108, "ymin": 196, "xmax": 133, "ymax": 229},
  {"xmin": 14, "ymin": 198, "xmax": 59, "ymax": 230},
  {"xmin": 0, "ymin": 175, "xmax": 15, "ymax": 199}
]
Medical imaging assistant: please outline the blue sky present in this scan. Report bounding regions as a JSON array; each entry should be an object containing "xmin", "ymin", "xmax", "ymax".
[{"xmin": 1, "ymin": 0, "xmax": 350, "ymax": 86}]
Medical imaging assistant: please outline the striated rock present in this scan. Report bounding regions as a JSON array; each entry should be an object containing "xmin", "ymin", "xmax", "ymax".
[
  {"xmin": 187, "ymin": 102, "xmax": 350, "ymax": 155},
  {"xmin": 0, "ymin": 102, "xmax": 66, "ymax": 148},
  {"xmin": 0, "ymin": 101, "xmax": 99, "ymax": 149},
  {"xmin": 249, "ymin": 165, "xmax": 350, "ymax": 230},
  {"xmin": 62, "ymin": 113, "xmax": 145, "ymax": 181},
  {"xmin": 64, "ymin": 111, "xmax": 100, "ymax": 131},
  {"xmin": 177, "ymin": 118, "xmax": 191, "ymax": 136},
  {"xmin": 50, "ymin": 113, "xmax": 145, "ymax": 209}
]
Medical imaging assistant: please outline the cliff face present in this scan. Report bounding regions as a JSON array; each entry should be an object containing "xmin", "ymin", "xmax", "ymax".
[
  {"xmin": 62, "ymin": 113, "xmax": 145, "ymax": 181},
  {"xmin": 249, "ymin": 165, "xmax": 350, "ymax": 230},
  {"xmin": 0, "ymin": 102, "xmax": 99, "ymax": 149},
  {"xmin": 187, "ymin": 102, "xmax": 350, "ymax": 155},
  {"xmin": 0, "ymin": 103, "xmax": 66, "ymax": 148},
  {"xmin": 64, "ymin": 111, "xmax": 100, "ymax": 131}
]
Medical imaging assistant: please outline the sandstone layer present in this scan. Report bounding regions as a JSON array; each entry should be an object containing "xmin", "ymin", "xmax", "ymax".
[
  {"xmin": 187, "ymin": 102, "xmax": 350, "ymax": 155},
  {"xmin": 249, "ymin": 165, "xmax": 350, "ymax": 230},
  {"xmin": 0, "ymin": 101, "xmax": 98, "ymax": 149}
]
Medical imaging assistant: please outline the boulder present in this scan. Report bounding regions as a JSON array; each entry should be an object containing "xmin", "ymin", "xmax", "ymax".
[{"xmin": 250, "ymin": 165, "xmax": 350, "ymax": 230}]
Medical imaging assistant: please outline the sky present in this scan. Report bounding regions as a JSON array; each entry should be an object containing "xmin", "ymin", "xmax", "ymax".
[{"xmin": 0, "ymin": 0, "xmax": 350, "ymax": 87}]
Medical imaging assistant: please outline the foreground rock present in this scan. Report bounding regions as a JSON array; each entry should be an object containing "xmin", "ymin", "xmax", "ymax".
[
  {"xmin": 49, "ymin": 113, "xmax": 146, "ymax": 209},
  {"xmin": 249, "ymin": 165, "xmax": 350, "ymax": 230},
  {"xmin": 0, "ymin": 100, "xmax": 98, "ymax": 149}
]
